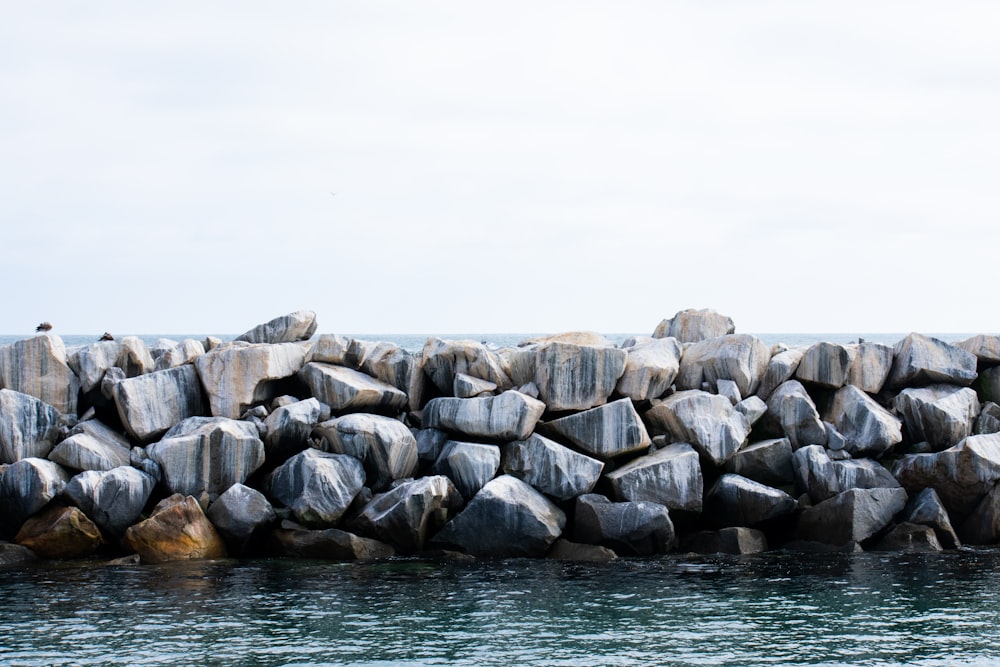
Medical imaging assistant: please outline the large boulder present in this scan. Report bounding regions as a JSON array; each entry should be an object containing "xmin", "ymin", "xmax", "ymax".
[
  {"xmin": 68, "ymin": 340, "xmax": 121, "ymax": 393},
  {"xmin": 764, "ymin": 380, "xmax": 827, "ymax": 449},
  {"xmin": 195, "ymin": 342, "xmax": 308, "ymax": 419},
  {"xmin": 113, "ymin": 364, "xmax": 206, "ymax": 442},
  {"xmin": 796, "ymin": 487, "xmax": 908, "ymax": 545},
  {"xmin": 454, "ymin": 373, "xmax": 497, "ymax": 398},
  {"xmin": 652, "ymin": 308, "xmax": 735, "ymax": 343},
  {"xmin": 886, "ymin": 333, "xmax": 977, "ymax": 389},
  {"xmin": 795, "ymin": 342, "xmax": 856, "ymax": 389},
  {"xmin": 412, "ymin": 427, "xmax": 450, "ymax": 465},
  {"xmin": 899, "ymin": 487, "xmax": 960, "ymax": 549},
  {"xmin": 574, "ymin": 493, "xmax": 675, "ymax": 555},
  {"xmin": 267, "ymin": 523, "xmax": 395, "ymax": 560},
  {"xmin": 349, "ymin": 475, "xmax": 463, "ymax": 553},
  {"xmin": 423, "ymin": 391, "xmax": 545, "ymax": 442},
  {"xmin": 615, "ymin": 337, "xmax": 682, "ymax": 401},
  {"xmin": 14, "ymin": 504, "xmax": 103, "ymax": 559},
  {"xmin": 234, "ymin": 310, "xmax": 318, "ymax": 344},
  {"xmin": 895, "ymin": 385, "xmax": 980, "ymax": 451},
  {"xmin": 421, "ymin": 338, "xmax": 512, "ymax": 395},
  {"xmin": 0, "ymin": 457, "xmax": 69, "ymax": 536},
  {"xmin": 792, "ymin": 445, "xmax": 840, "ymax": 503},
  {"xmin": 146, "ymin": 417, "xmax": 265, "ymax": 499},
  {"xmin": 501, "ymin": 434, "xmax": 604, "ymax": 501},
  {"xmin": 957, "ymin": 335, "xmax": 1000, "ymax": 367},
  {"xmin": 431, "ymin": 475, "xmax": 566, "ymax": 557},
  {"xmin": 0, "ymin": 389, "xmax": 62, "ymax": 463},
  {"xmin": 262, "ymin": 397, "xmax": 323, "ymax": 462},
  {"xmin": 309, "ymin": 336, "xmax": 417, "ymax": 404},
  {"xmin": 846, "ymin": 342, "xmax": 894, "ymax": 394},
  {"xmin": 298, "ymin": 363, "xmax": 408, "ymax": 415},
  {"xmin": 703, "ymin": 474, "xmax": 797, "ymax": 527},
  {"xmin": 531, "ymin": 341, "xmax": 628, "ymax": 411},
  {"xmin": 604, "ymin": 443, "xmax": 703, "ymax": 512},
  {"xmin": 644, "ymin": 390, "xmax": 749, "ymax": 466},
  {"xmin": 266, "ymin": 449, "xmax": 366, "ymax": 527},
  {"xmin": 542, "ymin": 398, "xmax": 651, "ymax": 460},
  {"xmin": 48, "ymin": 428, "xmax": 131, "ymax": 473},
  {"xmin": 833, "ymin": 458, "xmax": 901, "ymax": 492},
  {"xmin": 756, "ymin": 348, "xmax": 804, "ymax": 401},
  {"xmin": 825, "ymin": 384, "xmax": 903, "ymax": 458},
  {"xmin": 314, "ymin": 413, "xmax": 418, "ymax": 491},
  {"xmin": 724, "ymin": 438, "xmax": 794, "ymax": 487},
  {"xmin": 432, "ymin": 441, "xmax": 501, "ymax": 500},
  {"xmin": 63, "ymin": 466, "xmax": 156, "ymax": 536},
  {"xmin": 676, "ymin": 334, "xmax": 770, "ymax": 399},
  {"xmin": 116, "ymin": 336, "xmax": 156, "ymax": 378},
  {"xmin": 152, "ymin": 338, "xmax": 206, "ymax": 372},
  {"xmin": 0, "ymin": 335, "xmax": 79, "ymax": 415},
  {"xmin": 206, "ymin": 483, "xmax": 277, "ymax": 555},
  {"xmin": 124, "ymin": 494, "xmax": 227, "ymax": 563}
]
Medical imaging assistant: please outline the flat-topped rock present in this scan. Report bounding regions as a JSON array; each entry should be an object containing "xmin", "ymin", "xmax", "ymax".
[
  {"xmin": 153, "ymin": 338, "xmax": 206, "ymax": 372},
  {"xmin": 683, "ymin": 527, "xmax": 769, "ymax": 555},
  {"xmin": 48, "ymin": 429, "xmax": 131, "ymax": 472},
  {"xmin": 833, "ymin": 458, "xmax": 901, "ymax": 492},
  {"xmin": 63, "ymin": 466, "xmax": 156, "ymax": 536},
  {"xmin": 314, "ymin": 413, "xmax": 418, "ymax": 491},
  {"xmin": 895, "ymin": 385, "xmax": 980, "ymax": 451},
  {"xmin": 676, "ymin": 334, "xmax": 770, "ymax": 399},
  {"xmin": 268, "ymin": 523, "xmax": 395, "ymax": 561},
  {"xmin": 266, "ymin": 449, "xmax": 366, "ymax": 527},
  {"xmin": 349, "ymin": 475, "xmax": 463, "ymax": 553},
  {"xmin": 795, "ymin": 342, "xmax": 857, "ymax": 389},
  {"xmin": 653, "ymin": 308, "xmax": 735, "ymax": 343},
  {"xmin": 644, "ymin": 390, "xmax": 749, "ymax": 466},
  {"xmin": 454, "ymin": 372, "xmax": 497, "ymax": 398},
  {"xmin": 543, "ymin": 398, "xmax": 651, "ymax": 460},
  {"xmin": 195, "ymin": 342, "xmax": 308, "ymax": 419},
  {"xmin": 604, "ymin": 443, "xmax": 703, "ymax": 512},
  {"xmin": 574, "ymin": 493, "xmax": 675, "ymax": 555},
  {"xmin": 873, "ymin": 523, "xmax": 943, "ymax": 552},
  {"xmin": 956, "ymin": 335, "xmax": 1000, "ymax": 367},
  {"xmin": 825, "ymin": 384, "xmax": 903, "ymax": 458},
  {"xmin": 0, "ymin": 389, "xmax": 62, "ymax": 464},
  {"xmin": 113, "ymin": 364, "xmax": 206, "ymax": 442},
  {"xmin": 234, "ymin": 310, "xmax": 318, "ymax": 344},
  {"xmin": 423, "ymin": 391, "xmax": 545, "ymax": 442},
  {"xmin": 615, "ymin": 337, "xmax": 682, "ymax": 401},
  {"xmin": 501, "ymin": 434, "xmax": 604, "ymax": 501},
  {"xmin": 0, "ymin": 335, "xmax": 79, "ymax": 415},
  {"xmin": 887, "ymin": 333, "xmax": 977, "ymax": 389}
]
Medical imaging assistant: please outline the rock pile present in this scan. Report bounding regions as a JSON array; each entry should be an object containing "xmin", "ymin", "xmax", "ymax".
[{"xmin": 2, "ymin": 307, "xmax": 999, "ymax": 564}]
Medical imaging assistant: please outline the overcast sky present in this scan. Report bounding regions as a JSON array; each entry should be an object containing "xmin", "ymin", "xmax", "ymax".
[{"xmin": 2, "ymin": 2, "xmax": 998, "ymax": 336}]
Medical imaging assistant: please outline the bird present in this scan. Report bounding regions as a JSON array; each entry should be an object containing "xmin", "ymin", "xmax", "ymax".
[
  {"xmin": 35, "ymin": 322, "xmax": 52, "ymax": 332},
  {"xmin": 99, "ymin": 332, "xmax": 114, "ymax": 341}
]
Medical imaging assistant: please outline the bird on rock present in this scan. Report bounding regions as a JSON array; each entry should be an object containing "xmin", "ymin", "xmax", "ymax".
[
  {"xmin": 99, "ymin": 332, "xmax": 114, "ymax": 341},
  {"xmin": 35, "ymin": 322, "xmax": 53, "ymax": 332}
]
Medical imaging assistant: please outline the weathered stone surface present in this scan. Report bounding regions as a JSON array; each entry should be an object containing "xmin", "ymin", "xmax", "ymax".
[
  {"xmin": 957, "ymin": 483, "xmax": 1000, "ymax": 545},
  {"xmin": 68, "ymin": 340, "xmax": 120, "ymax": 393},
  {"xmin": 895, "ymin": 385, "xmax": 980, "ymax": 451},
  {"xmin": 757, "ymin": 348, "xmax": 804, "ymax": 401},
  {"xmin": 604, "ymin": 443, "xmax": 703, "ymax": 512},
  {"xmin": 543, "ymin": 398, "xmax": 651, "ymax": 461},
  {"xmin": 15, "ymin": 505, "xmax": 103, "ymax": 559},
  {"xmin": 573, "ymin": 493, "xmax": 674, "ymax": 555},
  {"xmin": 48, "ymin": 429, "xmax": 131, "ymax": 473},
  {"xmin": 0, "ymin": 457, "xmax": 69, "ymax": 535},
  {"xmin": 421, "ymin": 338, "xmax": 512, "ymax": 395},
  {"xmin": 63, "ymin": 466, "xmax": 156, "ymax": 536},
  {"xmin": 314, "ymin": 414, "xmax": 418, "ymax": 491},
  {"xmin": 266, "ymin": 449, "xmax": 366, "ymax": 526},
  {"xmin": 153, "ymin": 338, "xmax": 206, "ymax": 371},
  {"xmin": 792, "ymin": 445, "xmax": 840, "ymax": 504},
  {"xmin": 358, "ymin": 341, "xmax": 417, "ymax": 396},
  {"xmin": 268, "ymin": 523, "xmax": 395, "ymax": 560},
  {"xmin": 676, "ymin": 334, "xmax": 770, "ymax": 399},
  {"xmin": 847, "ymin": 342, "xmax": 894, "ymax": 394},
  {"xmin": 977, "ymin": 402, "xmax": 1000, "ymax": 435},
  {"xmin": 826, "ymin": 384, "xmax": 903, "ymax": 458},
  {"xmin": 900, "ymin": 487, "xmax": 960, "ymax": 549},
  {"xmin": 454, "ymin": 372, "xmax": 497, "ymax": 398},
  {"xmin": 235, "ymin": 310, "xmax": 318, "ymax": 345},
  {"xmin": 795, "ymin": 342, "xmax": 857, "ymax": 389},
  {"xmin": 887, "ymin": 333, "xmax": 978, "ymax": 389},
  {"xmin": 547, "ymin": 538, "xmax": 617, "ymax": 562},
  {"xmin": 796, "ymin": 487, "xmax": 908, "ymax": 545},
  {"xmin": 349, "ymin": 475, "xmax": 463, "ymax": 553},
  {"xmin": 644, "ymin": 390, "xmax": 749, "ymax": 466},
  {"xmin": 298, "ymin": 362, "xmax": 407, "ymax": 415},
  {"xmin": 423, "ymin": 391, "xmax": 545, "ymax": 442},
  {"xmin": 0, "ymin": 542, "xmax": 37, "ymax": 567},
  {"xmin": 116, "ymin": 336, "xmax": 156, "ymax": 378},
  {"xmin": 716, "ymin": 379, "xmax": 741, "ymax": 405},
  {"xmin": 683, "ymin": 527, "xmax": 769, "ymax": 555},
  {"xmin": 501, "ymin": 434, "xmax": 604, "ymax": 501},
  {"xmin": 704, "ymin": 474, "xmax": 797, "ymax": 527},
  {"xmin": 412, "ymin": 428, "xmax": 449, "ymax": 464},
  {"xmin": 263, "ymin": 397, "xmax": 322, "ymax": 462},
  {"xmin": 974, "ymin": 367, "xmax": 1000, "ymax": 405},
  {"xmin": 432, "ymin": 441, "xmax": 501, "ymax": 500},
  {"xmin": 146, "ymin": 417, "xmax": 265, "ymax": 498},
  {"xmin": 735, "ymin": 396, "xmax": 767, "ymax": 426},
  {"xmin": 615, "ymin": 337, "xmax": 682, "ymax": 401},
  {"xmin": 873, "ymin": 523, "xmax": 943, "ymax": 552},
  {"xmin": 0, "ymin": 389, "xmax": 62, "ymax": 464},
  {"xmin": 431, "ymin": 475, "xmax": 566, "ymax": 557},
  {"xmin": 833, "ymin": 459, "xmax": 901, "ymax": 492},
  {"xmin": 653, "ymin": 308, "xmax": 735, "ymax": 343},
  {"xmin": 206, "ymin": 483, "xmax": 277, "ymax": 554},
  {"xmin": 195, "ymin": 342, "xmax": 307, "ymax": 419},
  {"xmin": 531, "ymin": 341, "xmax": 628, "ymax": 411},
  {"xmin": 0, "ymin": 335, "xmax": 79, "ymax": 414},
  {"xmin": 113, "ymin": 365, "xmax": 206, "ymax": 442},
  {"xmin": 124, "ymin": 494, "xmax": 227, "ymax": 563},
  {"xmin": 765, "ymin": 380, "xmax": 827, "ymax": 449},
  {"xmin": 956, "ymin": 334, "xmax": 1000, "ymax": 367},
  {"xmin": 725, "ymin": 438, "xmax": 794, "ymax": 487}
]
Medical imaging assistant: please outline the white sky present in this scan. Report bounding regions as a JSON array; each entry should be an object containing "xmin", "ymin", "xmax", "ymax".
[{"xmin": 2, "ymin": 1, "xmax": 999, "ymax": 336}]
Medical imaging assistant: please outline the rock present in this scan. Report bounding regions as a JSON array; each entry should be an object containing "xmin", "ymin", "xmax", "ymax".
[
  {"xmin": 542, "ymin": 398, "xmax": 650, "ymax": 461},
  {"xmin": 63, "ymin": 466, "xmax": 156, "ymax": 536},
  {"xmin": 644, "ymin": 390, "xmax": 749, "ymax": 466},
  {"xmin": 311, "ymin": 337, "xmax": 417, "ymax": 401},
  {"xmin": 349, "ymin": 475, "xmax": 463, "ymax": 553},
  {"xmin": 765, "ymin": 380, "xmax": 827, "ymax": 449},
  {"xmin": 716, "ymin": 379, "xmax": 742, "ymax": 405},
  {"xmin": 676, "ymin": 334, "xmax": 770, "ymax": 399},
  {"xmin": 268, "ymin": 523, "xmax": 395, "ymax": 560},
  {"xmin": 604, "ymin": 443, "xmax": 703, "ymax": 512},
  {"xmin": 431, "ymin": 475, "xmax": 565, "ymax": 557},
  {"xmin": 501, "ymin": 434, "xmax": 604, "ymax": 501},
  {"xmin": 0, "ymin": 542, "xmax": 38, "ymax": 567},
  {"xmin": 234, "ymin": 310, "xmax": 318, "ymax": 344},
  {"xmin": 314, "ymin": 413, "xmax": 418, "ymax": 491},
  {"xmin": 573, "ymin": 493, "xmax": 674, "ymax": 555},
  {"xmin": 146, "ymin": 417, "xmax": 265, "ymax": 498},
  {"xmin": 725, "ymin": 438, "xmax": 794, "ymax": 487},
  {"xmin": 531, "ymin": 341, "xmax": 628, "ymax": 411},
  {"xmin": 825, "ymin": 384, "xmax": 903, "ymax": 458},
  {"xmin": 48, "ymin": 429, "xmax": 131, "ymax": 472},
  {"xmin": 206, "ymin": 483, "xmax": 277, "ymax": 555},
  {"xmin": 977, "ymin": 402, "xmax": 1000, "ymax": 435},
  {"xmin": 68, "ymin": 340, "xmax": 121, "ymax": 393},
  {"xmin": 153, "ymin": 338, "xmax": 206, "ymax": 371},
  {"xmin": 825, "ymin": 422, "xmax": 847, "ymax": 451},
  {"xmin": 14, "ymin": 505, "xmax": 103, "ymax": 559},
  {"xmin": 454, "ymin": 372, "xmax": 497, "ymax": 398},
  {"xmin": 0, "ymin": 335, "xmax": 79, "ymax": 414},
  {"xmin": 421, "ymin": 338, "xmax": 512, "ymax": 395},
  {"xmin": 704, "ymin": 474, "xmax": 797, "ymax": 527},
  {"xmin": 796, "ymin": 487, "xmax": 908, "ymax": 545},
  {"xmin": 263, "ymin": 397, "xmax": 322, "ymax": 462},
  {"xmin": 974, "ymin": 367, "xmax": 1000, "ymax": 405},
  {"xmin": 298, "ymin": 363, "xmax": 408, "ymax": 415},
  {"xmin": 412, "ymin": 428, "xmax": 449, "ymax": 464},
  {"xmin": 615, "ymin": 337, "xmax": 682, "ymax": 401},
  {"xmin": 833, "ymin": 459, "xmax": 901, "ymax": 491},
  {"xmin": 195, "ymin": 342, "xmax": 308, "ymax": 419},
  {"xmin": 547, "ymin": 538, "xmax": 617, "ymax": 562},
  {"xmin": 795, "ymin": 342, "xmax": 857, "ymax": 389},
  {"xmin": 886, "ymin": 333, "xmax": 978, "ymax": 389},
  {"xmin": 846, "ymin": 342, "xmax": 894, "ymax": 394},
  {"xmin": 432, "ymin": 440, "xmax": 501, "ymax": 500},
  {"xmin": 0, "ymin": 389, "xmax": 62, "ymax": 463},
  {"xmin": 792, "ymin": 445, "xmax": 840, "ymax": 503},
  {"xmin": 873, "ymin": 523, "xmax": 943, "ymax": 552},
  {"xmin": 652, "ymin": 308, "xmax": 735, "ymax": 343},
  {"xmin": 957, "ymin": 483, "xmax": 1000, "ymax": 545},
  {"xmin": 757, "ymin": 348, "xmax": 804, "ymax": 401},
  {"xmin": 124, "ymin": 494, "xmax": 227, "ymax": 563},
  {"xmin": 100, "ymin": 366, "xmax": 126, "ymax": 401},
  {"xmin": 899, "ymin": 487, "xmax": 960, "ymax": 549},
  {"xmin": 956, "ymin": 334, "xmax": 1000, "ymax": 367},
  {"xmin": 266, "ymin": 449, "xmax": 366, "ymax": 526},
  {"xmin": 113, "ymin": 365, "xmax": 206, "ymax": 442},
  {"xmin": 116, "ymin": 336, "xmax": 156, "ymax": 377},
  {"xmin": 0, "ymin": 457, "xmax": 69, "ymax": 536},
  {"xmin": 683, "ymin": 527, "xmax": 769, "ymax": 555},
  {"xmin": 423, "ymin": 391, "xmax": 545, "ymax": 442},
  {"xmin": 895, "ymin": 385, "xmax": 980, "ymax": 451}
]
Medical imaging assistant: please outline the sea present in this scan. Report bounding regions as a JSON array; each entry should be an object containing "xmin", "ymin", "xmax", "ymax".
[{"xmin": 0, "ymin": 330, "xmax": 995, "ymax": 667}]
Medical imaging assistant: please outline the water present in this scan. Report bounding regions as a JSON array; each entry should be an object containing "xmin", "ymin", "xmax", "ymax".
[{"xmin": 1, "ymin": 552, "xmax": 999, "ymax": 666}]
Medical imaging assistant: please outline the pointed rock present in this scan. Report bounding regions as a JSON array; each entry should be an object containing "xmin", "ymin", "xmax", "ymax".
[
  {"xmin": 14, "ymin": 504, "xmax": 103, "ymax": 559},
  {"xmin": 206, "ymin": 483, "xmax": 277, "ymax": 555},
  {"xmin": 314, "ymin": 413, "xmax": 418, "ymax": 491},
  {"xmin": 615, "ymin": 337, "xmax": 682, "ymax": 401},
  {"xmin": 899, "ymin": 487, "xmax": 960, "ymax": 549},
  {"xmin": 795, "ymin": 342, "xmax": 857, "ymax": 389},
  {"xmin": 735, "ymin": 395, "xmax": 767, "ymax": 426},
  {"xmin": 234, "ymin": 310, "xmax": 318, "ymax": 344},
  {"xmin": 895, "ymin": 385, "xmax": 980, "ymax": 451},
  {"xmin": 432, "ymin": 440, "xmax": 501, "ymax": 500},
  {"xmin": 765, "ymin": 380, "xmax": 827, "ymax": 449},
  {"xmin": 63, "ymin": 466, "xmax": 156, "ymax": 537},
  {"xmin": 195, "ymin": 342, "xmax": 308, "ymax": 419},
  {"xmin": 116, "ymin": 336, "xmax": 156, "ymax": 378},
  {"xmin": 796, "ymin": 487, "xmax": 908, "ymax": 545},
  {"xmin": 653, "ymin": 308, "xmax": 735, "ymax": 343},
  {"xmin": 676, "ymin": 334, "xmax": 770, "ymax": 399},
  {"xmin": 0, "ymin": 335, "xmax": 79, "ymax": 415},
  {"xmin": 423, "ymin": 391, "xmax": 545, "ymax": 442},
  {"xmin": 266, "ymin": 449, "xmax": 366, "ymax": 527},
  {"xmin": 0, "ymin": 389, "xmax": 62, "ymax": 464},
  {"xmin": 263, "ymin": 397, "xmax": 322, "ymax": 462},
  {"xmin": 644, "ymin": 390, "xmax": 749, "ymax": 466},
  {"xmin": 502, "ymin": 434, "xmax": 604, "ymax": 501},
  {"xmin": 604, "ymin": 443, "xmax": 703, "ymax": 512},
  {"xmin": 113, "ymin": 364, "xmax": 206, "ymax": 442},
  {"xmin": 125, "ymin": 494, "xmax": 227, "ymax": 563},
  {"xmin": 298, "ymin": 362, "xmax": 407, "ymax": 415},
  {"xmin": 704, "ymin": 474, "xmax": 797, "ymax": 527},
  {"xmin": 0, "ymin": 457, "xmax": 69, "ymax": 536},
  {"xmin": 847, "ymin": 342, "xmax": 894, "ymax": 394},
  {"xmin": 825, "ymin": 384, "xmax": 902, "ymax": 458},
  {"xmin": 887, "ymin": 333, "xmax": 977, "ymax": 389},
  {"xmin": 349, "ymin": 475, "xmax": 463, "ymax": 553},
  {"xmin": 574, "ymin": 493, "xmax": 674, "ymax": 555},
  {"xmin": 543, "ymin": 398, "xmax": 651, "ymax": 461},
  {"xmin": 725, "ymin": 438, "xmax": 794, "ymax": 487}
]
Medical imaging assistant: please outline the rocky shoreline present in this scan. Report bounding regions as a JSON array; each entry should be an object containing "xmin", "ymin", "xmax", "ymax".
[{"xmin": 2, "ymin": 308, "xmax": 1000, "ymax": 566}]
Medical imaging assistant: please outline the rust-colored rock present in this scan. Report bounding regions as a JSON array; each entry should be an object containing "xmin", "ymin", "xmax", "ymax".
[
  {"xmin": 15, "ymin": 505, "xmax": 103, "ymax": 559},
  {"xmin": 124, "ymin": 493, "xmax": 226, "ymax": 563}
]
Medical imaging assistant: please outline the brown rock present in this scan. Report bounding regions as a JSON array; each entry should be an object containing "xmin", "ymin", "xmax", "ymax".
[
  {"xmin": 15, "ymin": 505, "xmax": 103, "ymax": 559},
  {"xmin": 124, "ymin": 494, "xmax": 226, "ymax": 563}
]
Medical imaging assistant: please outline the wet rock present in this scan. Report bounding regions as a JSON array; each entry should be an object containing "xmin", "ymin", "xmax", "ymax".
[
  {"xmin": 0, "ymin": 335, "xmax": 79, "ymax": 415},
  {"xmin": 206, "ymin": 483, "xmax": 277, "ymax": 555},
  {"xmin": 887, "ymin": 333, "xmax": 977, "ymax": 389},
  {"xmin": 704, "ymin": 474, "xmax": 797, "ymax": 527},
  {"xmin": 792, "ymin": 445, "xmax": 840, "ymax": 503},
  {"xmin": 298, "ymin": 363, "xmax": 408, "ymax": 415},
  {"xmin": 725, "ymin": 438, "xmax": 794, "ymax": 488},
  {"xmin": 0, "ymin": 542, "xmax": 37, "ymax": 567},
  {"xmin": 547, "ymin": 538, "xmax": 617, "ymax": 562},
  {"xmin": 873, "ymin": 523, "xmax": 943, "ymax": 552},
  {"xmin": 532, "ymin": 341, "xmax": 628, "ymax": 411},
  {"xmin": 795, "ymin": 342, "xmax": 856, "ymax": 389},
  {"xmin": 0, "ymin": 457, "xmax": 69, "ymax": 536},
  {"xmin": 502, "ymin": 434, "xmax": 603, "ymax": 501},
  {"xmin": 573, "ymin": 493, "xmax": 675, "ymax": 555},
  {"xmin": 615, "ymin": 337, "xmax": 682, "ymax": 401},
  {"xmin": 454, "ymin": 372, "xmax": 497, "ymax": 398},
  {"xmin": 314, "ymin": 413, "xmax": 418, "ymax": 491},
  {"xmin": 68, "ymin": 341, "xmax": 120, "ymax": 393},
  {"xmin": 0, "ymin": 389, "xmax": 62, "ymax": 463},
  {"xmin": 423, "ymin": 391, "xmax": 545, "ymax": 442},
  {"xmin": 652, "ymin": 308, "xmax": 735, "ymax": 343},
  {"xmin": 124, "ymin": 494, "xmax": 227, "ymax": 563},
  {"xmin": 266, "ymin": 449, "xmax": 366, "ymax": 526},
  {"xmin": 899, "ymin": 487, "xmax": 960, "ymax": 549},
  {"xmin": 268, "ymin": 523, "xmax": 395, "ymax": 560},
  {"xmin": 895, "ymin": 385, "xmax": 980, "ymax": 451},
  {"xmin": 847, "ymin": 342, "xmax": 894, "ymax": 394},
  {"xmin": 543, "ymin": 398, "xmax": 651, "ymax": 461},
  {"xmin": 263, "ymin": 397, "xmax": 322, "ymax": 462},
  {"xmin": 765, "ymin": 380, "xmax": 827, "ymax": 449},
  {"xmin": 432, "ymin": 441, "xmax": 501, "ymax": 500},
  {"xmin": 63, "ymin": 466, "xmax": 156, "ymax": 537},
  {"xmin": 421, "ymin": 338, "xmax": 512, "ymax": 395},
  {"xmin": 14, "ymin": 505, "xmax": 103, "ymax": 559},
  {"xmin": 604, "ymin": 443, "xmax": 703, "ymax": 512},
  {"xmin": 683, "ymin": 527, "xmax": 769, "ymax": 555},
  {"xmin": 196, "ymin": 342, "xmax": 308, "ymax": 419},
  {"xmin": 796, "ymin": 487, "xmax": 908, "ymax": 545},
  {"xmin": 676, "ymin": 334, "xmax": 770, "ymax": 399},
  {"xmin": 113, "ymin": 365, "xmax": 206, "ymax": 442},
  {"xmin": 956, "ymin": 334, "xmax": 1000, "ymax": 367},
  {"xmin": 757, "ymin": 348, "xmax": 804, "ymax": 402},
  {"xmin": 48, "ymin": 429, "xmax": 131, "ymax": 472},
  {"xmin": 234, "ymin": 310, "xmax": 318, "ymax": 344},
  {"xmin": 833, "ymin": 458, "xmax": 901, "ymax": 492},
  {"xmin": 349, "ymin": 475, "xmax": 463, "ymax": 553},
  {"xmin": 825, "ymin": 384, "xmax": 903, "ymax": 458},
  {"xmin": 644, "ymin": 390, "xmax": 749, "ymax": 466}
]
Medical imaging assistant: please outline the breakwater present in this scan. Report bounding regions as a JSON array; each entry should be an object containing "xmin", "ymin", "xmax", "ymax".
[{"xmin": 2, "ymin": 308, "xmax": 999, "ymax": 565}]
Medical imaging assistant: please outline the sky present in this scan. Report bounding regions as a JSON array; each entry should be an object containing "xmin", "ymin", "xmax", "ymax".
[{"xmin": 2, "ymin": 1, "xmax": 999, "ymax": 336}]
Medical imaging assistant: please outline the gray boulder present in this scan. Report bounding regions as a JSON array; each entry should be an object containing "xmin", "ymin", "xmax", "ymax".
[
  {"xmin": 887, "ymin": 333, "xmax": 977, "ymax": 389},
  {"xmin": 704, "ymin": 474, "xmax": 797, "ymax": 527},
  {"xmin": 48, "ymin": 429, "xmax": 131, "ymax": 472},
  {"xmin": 63, "ymin": 466, "xmax": 156, "ymax": 536},
  {"xmin": 116, "ymin": 336, "xmax": 156, "ymax": 378},
  {"xmin": 676, "ymin": 334, "xmax": 770, "ymax": 399},
  {"xmin": 847, "ymin": 342, "xmax": 894, "ymax": 394},
  {"xmin": 724, "ymin": 438, "xmax": 794, "ymax": 487},
  {"xmin": 234, "ymin": 310, "xmax": 318, "ymax": 344},
  {"xmin": 454, "ymin": 372, "xmax": 497, "ymax": 398},
  {"xmin": 825, "ymin": 384, "xmax": 903, "ymax": 458},
  {"xmin": 0, "ymin": 389, "xmax": 62, "ymax": 463},
  {"xmin": 314, "ymin": 413, "xmax": 418, "ymax": 491},
  {"xmin": 113, "ymin": 364, "xmax": 206, "ymax": 442},
  {"xmin": 0, "ymin": 457, "xmax": 70, "ymax": 535},
  {"xmin": 431, "ymin": 475, "xmax": 566, "ymax": 557},
  {"xmin": 795, "ymin": 342, "xmax": 856, "ymax": 389},
  {"xmin": 206, "ymin": 483, "xmax": 277, "ymax": 554},
  {"xmin": 895, "ymin": 385, "xmax": 980, "ymax": 451},
  {"xmin": 531, "ymin": 341, "xmax": 628, "ymax": 411},
  {"xmin": 765, "ymin": 380, "xmax": 827, "ymax": 449},
  {"xmin": 833, "ymin": 458, "xmax": 901, "ymax": 492},
  {"xmin": 421, "ymin": 338, "xmax": 512, "ymax": 395},
  {"xmin": 653, "ymin": 308, "xmax": 735, "ymax": 343},
  {"xmin": 796, "ymin": 487, "xmax": 908, "ymax": 545},
  {"xmin": 423, "ymin": 391, "xmax": 545, "ymax": 442},
  {"xmin": 153, "ymin": 338, "xmax": 206, "ymax": 372},
  {"xmin": 263, "ymin": 397, "xmax": 322, "ymax": 462},
  {"xmin": 349, "ymin": 475, "xmax": 463, "ymax": 553},
  {"xmin": 683, "ymin": 527, "xmax": 769, "ymax": 555},
  {"xmin": 543, "ymin": 398, "xmax": 651, "ymax": 461},
  {"xmin": 432, "ymin": 440, "xmax": 501, "ymax": 500},
  {"xmin": 195, "ymin": 342, "xmax": 308, "ymax": 419},
  {"xmin": 501, "ymin": 434, "xmax": 603, "ymax": 501},
  {"xmin": 644, "ymin": 390, "xmax": 749, "ymax": 466},
  {"xmin": 266, "ymin": 449, "xmax": 366, "ymax": 527},
  {"xmin": 899, "ymin": 487, "xmax": 960, "ymax": 549},
  {"xmin": 756, "ymin": 348, "xmax": 804, "ymax": 401},
  {"xmin": 956, "ymin": 334, "xmax": 1000, "ymax": 366},
  {"xmin": 0, "ymin": 335, "xmax": 79, "ymax": 415},
  {"xmin": 615, "ymin": 337, "xmax": 682, "ymax": 401},
  {"xmin": 604, "ymin": 443, "xmax": 703, "ymax": 512},
  {"xmin": 735, "ymin": 395, "xmax": 768, "ymax": 426},
  {"xmin": 268, "ymin": 522, "xmax": 395, "ymax": 560},
  {"xmin": 574, "ymin": 493, "xmax": 675, "ymax": 555},
  {"xmin": 298, "ymin": 363, "xmax": 408, "ymax": 415},
  {"xmin": 412, "ymin": 427, "xmax": 450, "ymax": 464},
  {"xmin": 792, "ymin": 445, "xmax": 840, "ymax": 503},
  {"xmin": 68, "ymin": 340, "xmax": 121, "ymax": 393},
  {"xmin": 309, "ymin": 337, "xmax": 417, "ymax": 402}
]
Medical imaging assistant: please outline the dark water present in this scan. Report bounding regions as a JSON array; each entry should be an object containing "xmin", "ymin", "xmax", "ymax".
[{"xmin": 1, "ymin": 552, "xmax": 999, "ymax": 666}]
